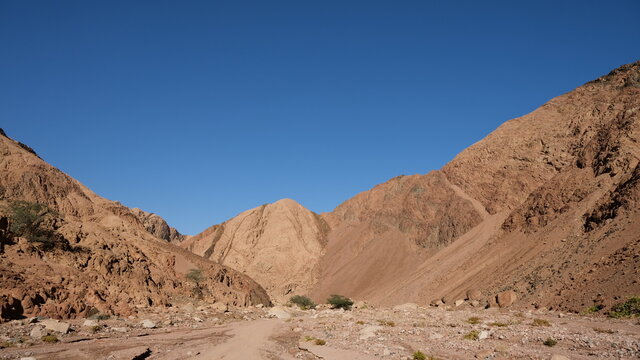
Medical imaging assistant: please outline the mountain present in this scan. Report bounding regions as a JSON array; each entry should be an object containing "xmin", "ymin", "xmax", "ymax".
[
  {"xmin": 181, "ymin": 199, "xmax": 329, "ymax": 303},
  {"xmin": 130, "ymin": 207, "xmax": 185, "ymax": 244},
  {"xmin": 0, "ymin": 131, "xmax": 270, "ymax": 321},
  {"xmin": 188, "ymin": 61, "xmax": 640, "ymax": 312}
]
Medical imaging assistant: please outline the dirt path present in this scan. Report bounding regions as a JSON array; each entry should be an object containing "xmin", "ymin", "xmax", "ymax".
[
  {"xmin": 0, "ymin": 318, "xmax": 288, "ymax": 360},
  {"xmin": 195, "ymin": 318, "xmax": 289, "ymax": 359}
]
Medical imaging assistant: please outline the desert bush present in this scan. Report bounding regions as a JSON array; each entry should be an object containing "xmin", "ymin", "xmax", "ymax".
[
  {"xmin": 4, "ymin": 200, "xmax": 66, "ymax": 250},
  {"xmin": 314, "ymin": 338, "xmax": 326, "ymax": 345},
  {"xmin": 531, "ymin": 318, "xmax": 551, "ymax": 327},
  {"xmin": 412, "ymin": 351, "xmax": 426, "ymax": 360},
  {"xmin": 466, "ymin": 316, "xmax": 482, "ymax": 324},
  {"xmin": 186, "ymin": 268, "xmax": 206, "ymax": 299},
  {"xmin": 290, "ymin": 295, "xmax": 316, "ymax": 310},
  {"xmin": 41, "ymin": 335, "xmax": 58, "ymax": 343},
  {"xmin": 489, "ymin": 321, "xmax": 509, "ymax": 327},
  {"xmin": 582, "ymin": 304, "xmax": 605, "ymax": 314},
  {"xmin": 377, "ymin": 319, "xmax": 395, "ymax": 327},
  {"xmin": 543, "ymin": 338, "xmax": 557, "ymax": 347},
  {"xmin": 327, "ymin": 294, "xmax": 353, "ymax": 310},
  {"xmin": 608, "ymin": 297, "xmax": 640, "ymax": 318},
  {"xmin": 463, "ymin": 330, "xmax": 479, "ymax": 340}
]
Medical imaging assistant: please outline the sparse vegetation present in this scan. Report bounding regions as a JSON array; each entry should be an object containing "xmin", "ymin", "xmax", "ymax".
[
  {"xmin": 531, "ymin": 318, "xmax": 551, "ymax": 327},
  {"xmin": 314, "ymin": 338, "xmax": 326, "ymax": 345},
  {"xmin": 412, "ymin": 350, "xmax": 427, "ymax": 360},
  {"xmin": 4, "ymin": 200, "xmax": 66, "ymax": 250},
  {"xmin": 582, "ymin": 304, "xmax": 605, "ymax": 315},
  {"xmin": 593, "ymin": 327, "xmax": 615, "ymax": 334},
  {"xmin": 89, "ymin": 312, "xmax": 110, "ymax": 321},
  {"xmin": 41, "ymin": 335, "xmax": 59, "ymax": 343},
  {"xmin": 377, "ymin": 319, "xmax": 395, "ymax": 327},
  {"xmin": 88, "ymin": 325, "xmax": 102, "ymax": 333},
  {"xmin": 327, "ymin": 294, "xmax": 353, "ymax": 310},
  {"xmin": 186, "ymin": 268, "xmax": 205, "ymax": 299},
  {"xmin": 0, "ymin": 341, "xmax": 14, "ymax": 349},
  {"xmin": 543, "ymin": 338, "xmax": 557, "ymax": 347},
  {"xmin": 466, "ymin": 316, "xmax": 482, "ymax": 324},
  {"xmin": 356, "ymin": 320, "xmax": 365, "ymax": 325},
  {"xmin": 489, "ymin": 321, "xmax": 509, "ymax": 327},
  {"xmin": 463, "ymin": 330, "xmax": 480, "ymax": 340},
  {"xmin": 607, "ymin": 297, "xmax": 640, "ymax": 318},
  {"xmin": 290, "ymin": 295, "xmax": 316, "ymax": 310}
]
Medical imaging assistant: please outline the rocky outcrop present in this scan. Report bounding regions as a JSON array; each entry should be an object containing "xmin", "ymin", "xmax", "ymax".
[
  {"xmin": 0, "ymin": 132, "xmax": 270, "ymax": 321},
  {"xmin": 130, "ymin": 208, "xmax": 184, "ymax": 243},
  {"xmin": 182, "ymin": 199, "xmax": 329, "ymax": 303}
]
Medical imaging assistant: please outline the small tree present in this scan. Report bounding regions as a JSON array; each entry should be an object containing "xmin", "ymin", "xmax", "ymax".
[
  {"xmin": 3, "ymin": 200, "xmax": 64, "ymax": 250},
  {"xmin": 290, "ymin": 295, "xmax": 316, "ymax": 310},
  {"xmin": 186, "ymin": 268, "xmax": 205, "ymax": 299},
  {"xmin": 327, "ymin": 294, "xmax": 353, "ymax": 310}
]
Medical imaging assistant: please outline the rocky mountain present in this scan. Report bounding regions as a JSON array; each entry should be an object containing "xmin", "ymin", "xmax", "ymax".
[
  {"xmin": 181, "ymin": 199, "xmax": 329, "ymax": 303},
  {"xmin": 187, "ymin": 61, "xmax": 640, "ymax": 313},
  {"xmin": 0, "ymin": 131, "xmax": 270, "ymax": 321},
  {"xmin": 130, "ymin": 207, "xmax": 185, "ymax": 244}
]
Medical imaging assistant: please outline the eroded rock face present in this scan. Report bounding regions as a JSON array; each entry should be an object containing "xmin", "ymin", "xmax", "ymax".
[
  {"xmin": 130, "ymin": 208, "xmax": 184, "ymax": 243},
  {"xmin": 0, "ymin": 133, "xmax": 270, "ymax": 321},
  {"xmin": 182, "ymin": 199, "xmax": 329, "ymax": 303}
]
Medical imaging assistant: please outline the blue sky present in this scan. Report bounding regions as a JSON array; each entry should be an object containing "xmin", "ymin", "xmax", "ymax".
[{"xmin": 1, "ymin": 1, "xmax": 638, "ymax": 234}]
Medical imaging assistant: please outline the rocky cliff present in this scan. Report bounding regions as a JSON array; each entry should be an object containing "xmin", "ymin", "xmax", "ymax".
[{"xmin": 0, "ymin": 131, "xmax": 270, "ymax": 321}]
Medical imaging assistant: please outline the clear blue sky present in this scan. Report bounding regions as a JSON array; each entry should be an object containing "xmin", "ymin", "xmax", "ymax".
[{"xmin": 1, "ymin": 1, "xmax": 638, "ymax": 234}]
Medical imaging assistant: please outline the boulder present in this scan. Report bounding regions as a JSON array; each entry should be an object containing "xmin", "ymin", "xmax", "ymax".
[
  {"xmin": 83, "ymin": 319, "xmax": 99, "ymax": 327},
  {"xmin": 478, "ymin": 330, "xmax": 491, "ymax": 340},
  {"xmin": 29, "ymin": 326, "xmax": 45, "ymax": 339},
  {"xmin": 267, "ymin": 306, "xmax": 291, "ymax": 319},
  {"xmin": 352, "ymin": 300, "xmax": 368, "ymax": 309},
  {"xmin": 41, "ymin": 319, "xmax": 70, "ymax": 334},
  {"xmin": 430, "ymin": 299, "xmax": 444, "ymax": 307},
  {"xmin": 454, "ymin": 299, "xmax": 465, "ymax": 307},
  {"xmin": 466, "ymin": 289, "xmax": 483, "ymax": 301},
  {"xmin": 211, "ymin": 302, "xmax": 228, "ymax": 312},
  {"xmin": 496, "ymin": 291, "xmax": 518, "ymax": 308},
  {"xmin": 140, "ymin": 319, "xmax": 156, "ymax": 328},
  {"xmin": 108, "ymin": 346, "xmax": 151, "ymax": 360},
  {"xmin": 550, "ymin": 355, "xmax": 570, "ymax": 360}
]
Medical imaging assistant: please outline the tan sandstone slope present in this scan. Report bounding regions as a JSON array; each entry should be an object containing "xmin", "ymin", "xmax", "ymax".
[
  {"xmin": 186, "ymin": 61, "xmax": 639, "ymax": 312},
  {"xmin": 0, "ymin": 131, "xmax": 270, "ymax": 321},
  {"xmin": 181, "ymin": 199, "xmax": 329, "ymax": 303}
]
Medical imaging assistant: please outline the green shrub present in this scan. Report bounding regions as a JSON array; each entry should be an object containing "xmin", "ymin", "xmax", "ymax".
[
  {"xmin": 531, "ymin": 318, "xmax": 551, "ymax": 327},
  {"xmin": 463, "ymin": 330, "xmax": 479, "ymax": 340},
  {"xmin": 608, "ymin": 297, "xmax": 640, "ymax": 318},
  {"xmin": 412, "ymin": 351, "xmax": 427, "ymax": 360},
  {"xmin": 314, "ymin": 338, "xmax": 326, "ymax": 345},
  {"xmin": 290, "ymin": 295, "xmax": 316, "ymax": 310},
  {"xmin": 543, "ymin": 338, "xmax": 557, "ymax": 347},
  {"xmin": 186, "ymin": 268, "xmax": 205, "ymax": 299},
  {"xmin": 327, "ymin": 294, "xmax": 353, "ymax": 310},
  {"xmin": 466, "ymin": 316, "xmax": 482, "ymax": 324},
  {"xmin": 41, "ymin": 335, "xmax": 58, "ymax": 343},
  {"xmin": 582, "ymin": 304, "xmax": 605, "ymax": 314},
  {"xmin": 4, "ymin": 200, "xmax": 65, "ymax": 250},
  {"xmin": 377, "ymin": 319, "xmax": 395, "ymax": 327}
]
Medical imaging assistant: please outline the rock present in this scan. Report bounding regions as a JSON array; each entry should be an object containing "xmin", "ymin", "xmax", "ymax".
[
  {"xmin": 41, "ymin": 319, "xmax": 71, "ymax": 334},
  {"xmin": 256, "ymin": 304, "xmax": 264, "ymax": 308},
  {"xmin": 108, "ymin": 346, "xmax": 151, "ymax": 359},
  {"xmin": 429, "ymin": 333, "xmax": 443, "ymax": 340},
  {"xmin": 466, "ymin": 289, "xmax": 483, "ymax": 301},
  {"xmin": 83, "ymin": 319, "xmax": 99, "ymax": 327},
  {"xmin": 441, "ymin": 296, "xmax": 452, "ymax": 304},
  {"xmin": 140, "ymin": 319, "xmax": 156, "ymax": 328},
  {"xmin": 430, "ymin": 299, "xmax": 444, "ymax": 307},
  {"xmin": 211, "ymin": 302, "xmax": 228, "ymax": 312},
  {"xmin": 469, "ymin": 300, "xmax": 480, "ymax": 307},
  {"xmin": 20, "ymin": 358, "xmax": 37, "ymax": 360},
  {"xmin": 550, "ymin": 355, "xmax": 570, "ymax": 360},
  {"xmin": 29, "ymin": 326, "xmax": 45, "ymax": 339},
  {"xmin": 455, "ymin": 299, "xmax": 465, "ymax": 307},
  {"xmin": 268, "ymin": 306, "xmax": 291, "ymax": 319},
  {"xmin": 359, "ymin": 325, "xmax": 383, "ymax": 340},
  {"xmin": 393, "ymin": 303, "xmax": 418, "ymax": 311},
  {"xmin": 193, "ymin": 316, "xmax": 203, "ymax": 322},
  {"xmin": 478, "ymin": 330, "xmax": 491, "ymax": 340},
  {"xmin": 111, "ymin": 327, "xmax": 128, "ymax": 333},
  {"xmin": 496, "ymin": 291, "xmax": 518, "ymax": 307}
]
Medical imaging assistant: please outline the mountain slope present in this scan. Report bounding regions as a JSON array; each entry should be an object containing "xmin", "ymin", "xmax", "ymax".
[
  {"xmin": 182, "ymin": 199, "xmax": 329, "ymax": 303},
  {"xmin": 311, "ymin": 61, "xmax": 640, "ymax": 311},
  {"xmin": 0, "ymin": 131, "xmax": 270, "ymax": 321}
]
